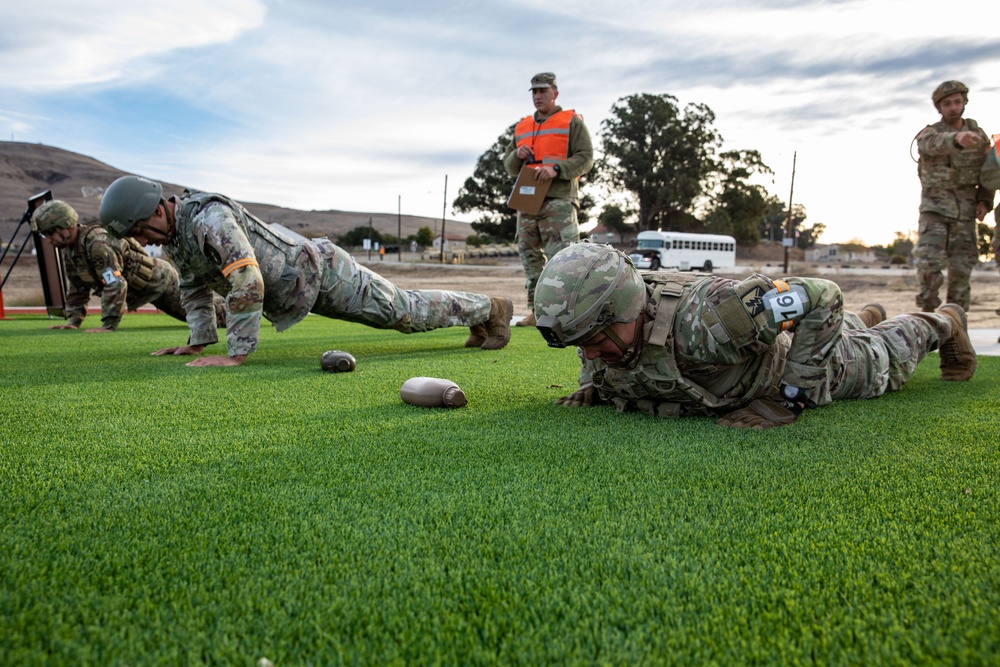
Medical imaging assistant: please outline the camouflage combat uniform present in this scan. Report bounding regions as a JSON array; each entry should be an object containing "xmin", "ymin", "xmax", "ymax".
[
  {"xmin": 60, "ymin": 224, "xmax": 190, "ymax": 330},
  {"xmin": 982, "ymin": 138, "xmax": 1000, "ymax": 320},
  {"xmin": 571, "ymin": 271, "xmax": 958, "ymax": 419},
  {"xmin": 165, "ymin": 192, "xmax": 493, "ymax": 357},
  {"xmin": 913, "ymin": 118, "xmax": 995, "ymax": 311},
  {"xmin": 504, "ymin": 105, "xmax": 594, "ymax": 309}
]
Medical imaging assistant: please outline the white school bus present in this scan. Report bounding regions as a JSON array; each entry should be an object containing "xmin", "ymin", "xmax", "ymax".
[{"xmin": 628, "ymin": 230, "xmax": 737, "ymax": 272}]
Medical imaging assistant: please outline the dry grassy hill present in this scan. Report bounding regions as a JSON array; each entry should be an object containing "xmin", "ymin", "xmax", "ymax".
[{"xmin": 0, "ymin": 142, "xmax": 473, "ymax": 244}]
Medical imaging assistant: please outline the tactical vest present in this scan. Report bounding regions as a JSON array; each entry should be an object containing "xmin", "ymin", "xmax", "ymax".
[
  {"xmin": 918, "ymin": 118, "xmax": 988, "ymax": 189},
  {"xmin": 173, "ymin": 191, "xmax": 323, "ymax": 332},
  {"xmin": 65, "ymin": 225, "xmax": 156, "ymax": 290},
  {"xmin": 120, "ymin": 237, "xmax": 156, "ymax": 290},
  {"xmin": 514, "ymin": 109, "xmax": 578, "ymax": 168},
  {"xmin": 592, "ymin": 272, "xmax": 789, "ymax": 418},
  {"xmin": 177, "ymin": 191, "xmax": 297, "ymax": 261}
]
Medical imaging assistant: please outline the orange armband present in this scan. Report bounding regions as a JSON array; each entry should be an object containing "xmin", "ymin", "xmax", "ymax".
[{"xmin": 221, "ymin": 258, "xmax": 259, "ymax": 277}]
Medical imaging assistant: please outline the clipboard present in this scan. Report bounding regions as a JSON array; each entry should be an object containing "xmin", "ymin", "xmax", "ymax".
[{"xmin": 507, "ymin": 165, "xmax": 552, "ymax": 215}]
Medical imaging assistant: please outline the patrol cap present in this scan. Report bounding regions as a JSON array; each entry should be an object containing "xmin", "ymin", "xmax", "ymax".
[
  {"xmin": 530, "ymin": 73, "xmax": 557, "ymax": 90},
  {"xmin": 31, "ymin": 200, "xmax": 78, "ymax": 234},
  {"xmin": 932, "ymin": 80, "xmax": 969, "ymax": 106}
]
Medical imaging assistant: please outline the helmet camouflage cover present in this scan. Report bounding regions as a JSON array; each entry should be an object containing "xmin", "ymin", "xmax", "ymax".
[
  {"xmin": 31, "ymin": 200, "xmax": 78, "ymax": 234},
  {"xmin": 99, "ymin": 175, "xmax": 163, "ymax": 238},
  {"xmin": 932, "ymin": 80, "xmax": 969, "ymax": 106},
  {"xmin": 534, "ymin": 243, "xmax": 648, "ymax": 348}
]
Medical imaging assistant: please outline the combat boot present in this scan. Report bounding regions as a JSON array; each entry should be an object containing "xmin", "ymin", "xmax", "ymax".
[
  {"xmin": 516, "ymin": 311, "xmax": 537, "ymax": 327},
  {"xmin": 937, "ymin": 304, "xmax": 977, "ymax": 382},
  {"xmin": 464, "ymin": 324, "xmax": 487, "ymax": 348},
  {"xmin": 858, "ymin": 303, "xmax": 886, "ymax": 328},
  {"xmin": 480, "ymin": 297, "xmax": 513, "ymax": 350}
]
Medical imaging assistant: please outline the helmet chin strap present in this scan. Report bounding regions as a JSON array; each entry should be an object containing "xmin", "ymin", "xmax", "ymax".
[
  {"xmin": 599, "ymin": 312, "xmax": 643, "ymax": 366},
  {"xmin": 164, "ymin": 198, "xmax": 177, "ymax": 240}
]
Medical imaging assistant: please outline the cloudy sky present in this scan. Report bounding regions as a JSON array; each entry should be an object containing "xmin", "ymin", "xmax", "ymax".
[{"xmin": 2, "ymin": 0, "xmax": 998, "ymax": 245}]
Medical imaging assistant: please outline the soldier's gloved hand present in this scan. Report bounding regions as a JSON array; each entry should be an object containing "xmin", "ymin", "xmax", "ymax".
[
  {"xmin": 555, "ymin": 385, "xmax": 605, "ymax": 408},
  {"xmin": 716, "ymin": 397, "xmax": 803, "ymax": 429}
]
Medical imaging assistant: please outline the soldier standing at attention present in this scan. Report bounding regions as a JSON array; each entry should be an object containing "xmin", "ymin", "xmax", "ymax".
[
  {"xmin": 98, "ymin": 176, "xmax": 513, "ymax": 367},
  {"xmin": 31, "ymin": 200, "xmax": 224, "ymax": 332},
  {"xmin": 533, "ymin": 244, "xmax": 977, "ymax": 428},
  {"xmin": 503, "ymin": 72, "xmax": 594, "ymax": 327},
  {"xmin": 913, "ymin": 80, "xmax": 995, "ymax": 312}
]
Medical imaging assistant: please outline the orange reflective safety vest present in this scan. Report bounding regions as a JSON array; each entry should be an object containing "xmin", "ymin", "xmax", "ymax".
[{"xmin": 514, "ymin": 109, "xmax": 579, "ymax": 169}]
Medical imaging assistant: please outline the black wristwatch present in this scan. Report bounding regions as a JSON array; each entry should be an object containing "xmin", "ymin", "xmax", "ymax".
[{"xmin": 553, "ymin": 164, "xmax": 561, "ymax": 176}]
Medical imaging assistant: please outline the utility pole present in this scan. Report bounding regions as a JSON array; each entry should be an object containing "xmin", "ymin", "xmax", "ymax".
[
  {"xmin": 397, "ymin": 195, "xmax": 402, "ymax": 262},
  {"xmin": 783, "ymin": 152, "xmax": 797, "ymax": 275},
  {"xmin": 367, "ymin": 216, "xmax": 373, "ymax": 262},
  {"xmin": 439, "ymin": 175, "xmax": 448, "ymax": 264}
]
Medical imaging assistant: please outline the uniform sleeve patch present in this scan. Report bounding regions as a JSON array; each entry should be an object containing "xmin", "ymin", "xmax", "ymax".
[{"xmin": 740, "ymin": 285, "xmax": 766, "ymax": 317}]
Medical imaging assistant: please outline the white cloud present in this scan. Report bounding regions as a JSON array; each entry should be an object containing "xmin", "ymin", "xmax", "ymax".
[
  {"xmin": 0, "ymin": 0, "xmax": 267, "ymax": 89},
  {"xmin": 2, "ymin": 0, "xmax": 999, "ymax": 246}
]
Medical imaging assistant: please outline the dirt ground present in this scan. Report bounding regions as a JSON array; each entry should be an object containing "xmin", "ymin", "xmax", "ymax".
[
  {"xmin": 356, "ymin": 258, "xmax": 1000, "ymax": 328},
  {"xmin": 3, "ymin": 255, "xmax": 999, "ymax": 327}
]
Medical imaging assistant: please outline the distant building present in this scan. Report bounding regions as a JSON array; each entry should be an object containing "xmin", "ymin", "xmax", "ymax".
[
  {"xmin": 805, "ymin": 244, "xmax": 877, "ymax": 264},
  {"xmin": 585, "ymin": 223, "xmax": 637, "ymax": 246},
  {"xmin": 433, "ymin": 233, "xmax": 467, "ymax": 252}
]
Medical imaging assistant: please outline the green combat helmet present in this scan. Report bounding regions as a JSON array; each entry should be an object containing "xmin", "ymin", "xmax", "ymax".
[
  {"xmin": 533, "ymin": 243, "xmax": 647, "ymax": 348},
  {"xmin": 932, "ymin": 80, "xmax": 968, "ymax": 107},
  {"xmin": 30, "ymin": 200, "xmax": 78, "ymax": 234},
  {"xmin": 99, "ymin": 175, "xmax": 163, "ymax": 238}
]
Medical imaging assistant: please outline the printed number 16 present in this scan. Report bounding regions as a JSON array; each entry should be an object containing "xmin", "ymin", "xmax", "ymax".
[{"xmin": 774, "ymin": 294, "xmax": 801, "ymax": 321}]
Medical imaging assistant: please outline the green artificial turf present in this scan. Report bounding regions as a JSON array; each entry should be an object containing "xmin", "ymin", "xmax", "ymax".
[{"xmin": 1, "ymin": 314, "xmax": 998, "ymax": 665}]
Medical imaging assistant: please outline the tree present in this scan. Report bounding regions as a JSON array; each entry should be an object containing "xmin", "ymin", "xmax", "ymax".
[
  {"xmin": 978, "ymin": 220, "xmax": 996, "ymax": 260},
  {"xmin": 453, "ymin": 126, "xmax": 518, "ymax": 241},
  {"xmin": 884, "ymin": 230, "xmax": 917, "ymax": 264},
  {"xmin": 707, "ymin": 150, "xmax": 773, "ymax": 246},
  {"xmin": 598, "ymin": 93, "xmax": 721, "ymax": 231},
  {"xmin": 597, "ymin": 205, "xmax": 634, "ymax": 244},
  {"xmin": 415, "ymin": 226, "xmax": 434, "ymax": 247},
  {"xmin": 337, "ymin": 225, "xmax": 383, "ymax": 248},
  {"xmin": 760, "ymin": 198, "xmax": 807, "ymax": 243},
  {"xmin": 796, "ymin": 222, "xmax": 826, "ymax": 249}
]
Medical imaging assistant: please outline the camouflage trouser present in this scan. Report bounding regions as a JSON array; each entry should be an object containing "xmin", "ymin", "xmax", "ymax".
[
  {"xmin": 127, "ymin": 260, "xmax": 227, "ymax": 327},
  {"xmin": 994, "ymin": 210, "xmax": 1000, "ymax": 317},
  {"xmin": 517, "ymin": 198, "xmax": 579, "ymax": 306},
  {"xmin": 825, "ymin": 311, "xmax": 951, "ymax": 405},
  {"xmin": 127, "ymin": 260, "xmax": 187, "ymax": 323},
  {"xmin": 912, "ymin": 211, "xmax": 978, "ymax": 311},
  {"xmin": 774, "ymin": 277, "xmax": 951, "ymax": 406},
  {"xmin": 312, "ymin": 242, "xmax": 491, "ymax": 332}
]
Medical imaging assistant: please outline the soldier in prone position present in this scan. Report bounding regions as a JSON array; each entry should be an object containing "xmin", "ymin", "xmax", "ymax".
[
  {"xmin": 533, "ymin": 244, "xmax": 977, "ymax": 428},
  {"xmin": 31, "ymin": 200, "xmax": 225, "ymax": 333},
  {"xmin": 99, "ymin": 176, "xmax": 513, "ymax": 367}
]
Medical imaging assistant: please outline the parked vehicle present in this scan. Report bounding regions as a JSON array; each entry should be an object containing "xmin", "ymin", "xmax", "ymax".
[{"xmin": 628, "ymin": 231, "xmax": 736, "ymax": 272}]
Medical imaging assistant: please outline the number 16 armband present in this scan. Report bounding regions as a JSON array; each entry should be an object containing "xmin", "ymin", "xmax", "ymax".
[{"xmin": 763, "ymin": 280, "xmax": 810, "ymax": 331}]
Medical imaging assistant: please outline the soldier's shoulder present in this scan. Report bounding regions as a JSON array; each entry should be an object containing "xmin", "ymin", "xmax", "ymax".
[
  {"xmin": 918, "ymin": 121, "xmax": 946, "ymax": 136},
  {"xmin": 79, "ymin": 225, "xmax": 117, "ymax": 250}
]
